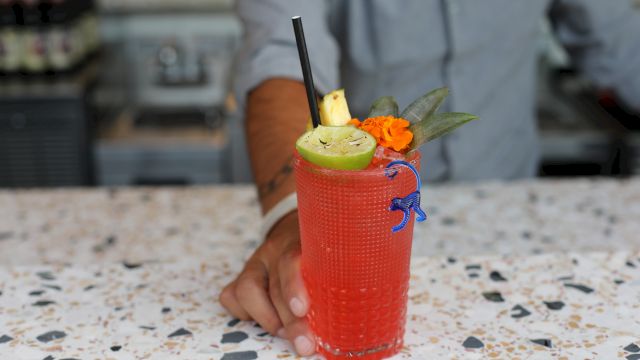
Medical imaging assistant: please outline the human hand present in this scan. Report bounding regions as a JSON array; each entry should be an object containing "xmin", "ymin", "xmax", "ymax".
[{"xmin": 219, "ymin": 211, "xmax": 315, "ymax": 356}]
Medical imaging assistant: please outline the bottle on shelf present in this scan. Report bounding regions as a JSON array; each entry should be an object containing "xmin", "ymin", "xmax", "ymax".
[
  {"xmin": 0, "ymin": 1, "xmax": 23, "ymax": 76},
  {"xmin": 21, "ymin": 0, "xmax": 49, "ymax": 75},
  {"xmin": 47, "ymin": 0, "xmax": 75, "ymax": 73},
  {"xmin": 78, "ymin": 0, "xmax": 99, "ymax": 57},
  {"xmin": 0, "ymin": 0, "xmax": 100, "ymax": 77}
]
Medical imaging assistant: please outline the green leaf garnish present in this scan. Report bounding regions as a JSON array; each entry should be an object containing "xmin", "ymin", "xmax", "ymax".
[
  {"xmin": 400, "ymin": 87, "xmax": 449, "ymax": 124},
  {"xmin": 367, "ymin": 96, "xmax": 399, "ymax": 118},
  {"xmin": 409, "ymin": 112, "xmax": 479, "ymax": 150}
]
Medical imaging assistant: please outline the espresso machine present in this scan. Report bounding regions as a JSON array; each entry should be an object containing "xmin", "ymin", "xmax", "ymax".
[{"xmin": 94, "ymin": 2, "xmax": 248, "ymax": 185}]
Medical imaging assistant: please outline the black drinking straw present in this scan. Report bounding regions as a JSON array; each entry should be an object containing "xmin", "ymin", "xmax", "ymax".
[{"xmin": 292, "ymin": 16, "xmax": 321, "ymax": 128}]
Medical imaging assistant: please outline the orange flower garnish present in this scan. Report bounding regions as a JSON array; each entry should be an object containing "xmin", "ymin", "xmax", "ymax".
[
  {"xmin": 348, "ymin": 118, "xmax": 361, "ymax": 127},
  {"xmin": 350, "ymin": 116, "xmax": 413, "ymax": 152}
]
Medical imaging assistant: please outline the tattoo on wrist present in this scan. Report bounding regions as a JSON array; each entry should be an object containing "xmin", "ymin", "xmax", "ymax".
[{"xmin": 258, "ymin": 155, "xmax": 294, "ymax": 199}]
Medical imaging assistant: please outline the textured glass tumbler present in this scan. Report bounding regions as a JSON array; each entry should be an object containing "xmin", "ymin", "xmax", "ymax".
[{"xmin": 294, "ymin": 151, "xmax": 420, "ymax": 360}]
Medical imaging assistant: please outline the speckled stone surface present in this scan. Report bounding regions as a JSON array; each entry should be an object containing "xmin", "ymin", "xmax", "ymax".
[{"xmin": 1, "ymin": 178, "xmax": 640, "ymax": 359}]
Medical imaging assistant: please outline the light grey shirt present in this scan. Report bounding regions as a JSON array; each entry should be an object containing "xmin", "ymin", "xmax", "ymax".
[{"xmin": 234, "ymin": 0, "xmax": 640, "ymax": 182}]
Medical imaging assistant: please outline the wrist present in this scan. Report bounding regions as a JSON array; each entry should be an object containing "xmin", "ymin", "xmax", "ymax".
[
  {"xmin": 264, "ymin": 210, "xmax": 300, "ymax": 256},
  {"xmin": 260, "ymin": 192, "xmax": 298, "ymax": 241}
]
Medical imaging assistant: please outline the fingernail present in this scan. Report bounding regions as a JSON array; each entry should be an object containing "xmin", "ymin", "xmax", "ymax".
[
  {"xmin": 277, "ymin": 328, "xmax": 286, "ymax": 338},
  {"xmin": 294, "ymin": 335, "xmax": 314, "ymax": 355},
  {"xmin": 289, "ymin": 297, "xmax": 306, "ymax": 317}
]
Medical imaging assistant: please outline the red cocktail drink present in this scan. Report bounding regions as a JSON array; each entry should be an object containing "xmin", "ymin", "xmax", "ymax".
[{"xmin": 294, "ymin": 150, "xmax": 421, "ymax": 360}]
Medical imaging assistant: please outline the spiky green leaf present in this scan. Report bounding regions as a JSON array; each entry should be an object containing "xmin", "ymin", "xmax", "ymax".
[
  {"xmin": 400, "ymin": 87, "xmax": 449, "ymax": 124},
  {"xmin": 367, "ymin": 96, "xmax": 399, "ymax": 118},
  {"xmin": 409, "ymin": 112, "xmax": 479, "ymax": 150}
]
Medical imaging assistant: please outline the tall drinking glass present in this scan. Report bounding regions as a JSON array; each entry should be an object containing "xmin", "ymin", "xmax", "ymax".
[{"xmin": 294, "ymin": 150, "xmax": 421, "ymax": 360}]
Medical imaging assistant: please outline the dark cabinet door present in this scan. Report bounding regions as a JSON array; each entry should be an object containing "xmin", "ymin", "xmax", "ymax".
[{"xmin": 0, "ymin": 99, "xmax": 93, "ymax": 187}]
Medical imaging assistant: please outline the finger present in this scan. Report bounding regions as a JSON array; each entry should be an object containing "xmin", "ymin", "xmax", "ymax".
[
  {"xmin": 283, "ymin": 318, "xmax": 316, "ymax": 356},
  {"xmin": 278, "ymin": 245, "xmax": 309, "ymax": 317},
  {"xmin": 268, "ymin": 272, "xmax": 296, "ymax": 336},
  {"xmin": 235, "ymin": 260, "xmax": 283, "ymax": 334},
  {"xmin": 219, "ymin": 281, "xmax": 250, "ymax": 320}
]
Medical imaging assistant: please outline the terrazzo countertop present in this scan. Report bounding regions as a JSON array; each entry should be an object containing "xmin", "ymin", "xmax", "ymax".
[{"xmin": 1, "ymin": 178, "xmax": 640, "ymax": 359}]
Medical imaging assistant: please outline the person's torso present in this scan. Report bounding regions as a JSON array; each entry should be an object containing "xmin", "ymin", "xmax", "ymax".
[{"xmin": 327, "ymin": 0, "xmax": 550, "ymax": 181}]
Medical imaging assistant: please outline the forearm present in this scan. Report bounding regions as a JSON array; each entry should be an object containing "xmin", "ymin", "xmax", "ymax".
[{"xmin": 245, "ymin": 78, "xmax": 309, "ymax": 214}]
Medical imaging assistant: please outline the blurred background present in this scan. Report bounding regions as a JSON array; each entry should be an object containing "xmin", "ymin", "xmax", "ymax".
[{"xmin": 1, "ymin": 0, "xmax": 639, "ymax": 188}]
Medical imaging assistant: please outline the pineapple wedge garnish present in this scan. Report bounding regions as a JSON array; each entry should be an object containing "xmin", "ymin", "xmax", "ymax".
[
  {"xmin": 307, "ymin": 89, "xmax": 353, "ymax": 130},
  {"xmin": 320, "ymin": 89, "xmax": 352, "ymax": 126}
]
